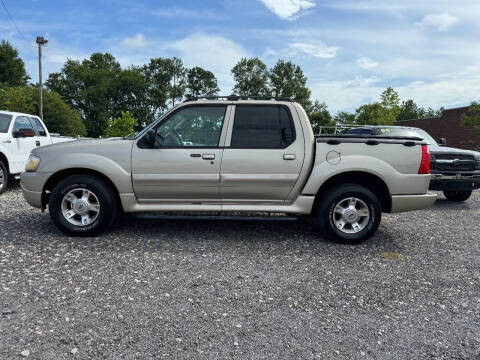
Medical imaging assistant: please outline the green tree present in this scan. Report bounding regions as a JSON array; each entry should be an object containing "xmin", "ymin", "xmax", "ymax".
[
  {"xmin": 111, "ymin": 66, "xmax": 152, "ymax": 125},
  {"xmin": 355, "ymin": 103, "xmax": 396, "ymax": 125},
  {"xmin": 0, "ymin": 40, "xmax": 29, "ymax": 86},
  {"xmin": 105, "ymin": 111, "xmax": 137, "ymax": 137},
  {"xmin": 334, "ymin": 111, "xmax": 356, "ymax": 125},
  {"xmin": 397, "ymin": 99, "xmax": 423, "ymax": 121},
  {"xmin": 308, "ymin": 101, "xmax": 336, "ymax": 134},
  {"xmin": 0, "ymin": 86, "xmax": 35, "ymax": 113},
  {"xmin": 186, "ymin": 67, "xmax": 220, "ymax": 98},
  {"xmin": 461, "ymin": 101, "xmax": 480, "ymax": 135},
  {"xmin": 0, "ymin": 86, "xmax": 86, "ymax": 136},
  {"xmin": 144, "ymin": 57, "xmax": 187, "ymax": 114},
  {"xmin": 231, "ymin": 57, "xmax": 270, "ymax": 96},
  {"xmin": 47, "ymin": 53, "xmax": 122, "ymax": 137},
  {"xmin": 40, "ymin": 90, "xmax": 86, "ymax": 136},
  {"xmin": 168, "ymin": 57, "xmax": 186, "ymax": 107},
  {"xmin": 380, "ymin": 87, "xmax": 401, "ymax": 120},
  {"xmin": 269, "ymin": 60, "xmax": 311, "ymax": 109}
]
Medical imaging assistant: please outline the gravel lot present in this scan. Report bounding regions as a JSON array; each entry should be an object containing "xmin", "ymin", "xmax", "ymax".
[{"xmin": 1, "ymin": 184, "xmax": 480, "ymax": 359}]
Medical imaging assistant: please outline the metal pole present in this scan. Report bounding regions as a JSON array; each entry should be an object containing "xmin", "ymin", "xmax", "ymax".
[
  {"xmin": 36, "ymin": 36, "xmax": 47, "ymax": 120},
  {"xmin": 38, "ymin": 43, "xmax": 43, "ymax": 120}
]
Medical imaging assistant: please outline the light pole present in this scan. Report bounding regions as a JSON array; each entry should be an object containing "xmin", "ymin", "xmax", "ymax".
[{"xmin": 36, "ymin": 36, "xmax": 48, "ymax": 120}]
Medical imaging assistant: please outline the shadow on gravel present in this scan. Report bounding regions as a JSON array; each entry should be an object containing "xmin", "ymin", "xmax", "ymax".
[{"xmin": 430, "ymin": 198, "xmax": 476, "ymax": 210}]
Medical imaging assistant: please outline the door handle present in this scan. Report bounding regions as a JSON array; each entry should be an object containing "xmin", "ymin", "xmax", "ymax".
[
  {"xmin": 36, "ymin": 141, "xmax": 41, "ymax": 146},
  {"xmin": 283, "ymin": 154, "xmax": 296, "ymax": 160},
  {"xmin": 202, "ymin": 154, "xmax": 215, "ymax": 160},
  {"xmin": 2, "ymin": 140, "xmax": 11, "ymax": 144}
]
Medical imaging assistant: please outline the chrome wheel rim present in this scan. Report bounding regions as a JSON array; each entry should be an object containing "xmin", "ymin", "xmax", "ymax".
[
  {"xmin": 332, "ymin": 197, "xmax": 370, "ymax": 234},
  {"xmin": 61, "ymin": 188, "xmax": 100, "ymax": 226}
]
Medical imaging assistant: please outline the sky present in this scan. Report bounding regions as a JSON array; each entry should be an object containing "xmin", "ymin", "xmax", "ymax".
[{"xmin": 1, "ymin": 0, "xmax": 479, "ymax": 113}]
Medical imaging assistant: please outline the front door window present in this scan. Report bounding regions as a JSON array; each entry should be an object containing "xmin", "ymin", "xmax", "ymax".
[{"xmin": 154, "ymin": 106, "xmax": 226, "ymax": 147}]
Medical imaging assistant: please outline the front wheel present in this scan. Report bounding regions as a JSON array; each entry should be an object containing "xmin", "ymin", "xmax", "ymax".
[
  {"xmin": 316, "ymin": 184, "xmax": 382, "ymax": 244},
  {"xmin": 0, "ymin": 161, "xmax": 8, "ymax": 195},
  {"xmin": 49, "ymin": 175, "xmax": 118, "ymax": 236},
  {"xmin": 443, "ymin": 190, "xmax": 472, "ymax": 202}
]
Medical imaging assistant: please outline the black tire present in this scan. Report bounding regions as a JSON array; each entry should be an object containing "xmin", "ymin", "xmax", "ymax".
[
  {"xmin": 316, "ymin": 184, "xmax": 382, "ymax": 244},
  {"xmin": 49, "ymin": 175, "xmax": 118, "ymax": 236},
  {"xmin": 0, "ymin": 160, "xmax": 8, "ymax": 195},
  {"xmin": 443, "ymin": 190, "xmax": 472, "ymax": 202}
]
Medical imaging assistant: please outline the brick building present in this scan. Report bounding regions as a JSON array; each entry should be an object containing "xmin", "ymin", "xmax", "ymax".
[{"xmin": 395, "ymin": 106, "xmax": 480, "ymax": 151}]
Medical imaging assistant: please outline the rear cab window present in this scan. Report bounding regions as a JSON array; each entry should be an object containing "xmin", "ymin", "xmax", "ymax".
[{"xmin": 230, "ymin": 105, "xmax": 295, "ymax": 148}]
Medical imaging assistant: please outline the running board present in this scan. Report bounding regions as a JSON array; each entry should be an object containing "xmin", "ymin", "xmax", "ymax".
[{"xmin": 136, "ymin": 213, "xmax": 300, "ymax": 222}]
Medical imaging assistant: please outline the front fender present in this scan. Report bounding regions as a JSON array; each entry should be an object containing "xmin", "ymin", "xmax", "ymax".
[
  {"xmin": 38, "ymin": 153, "xmax": 133, "ymax": 193},
  {"xmin": 302, "ymin": 154, "xmax": 430, "ymax": 196}
]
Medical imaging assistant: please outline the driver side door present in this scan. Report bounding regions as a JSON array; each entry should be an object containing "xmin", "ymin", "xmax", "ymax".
[
  {"xmin": 10, "ymin": 116, "xmax": 38, "ymax": 174},
  {"xmin": 132, "ymin": 104, "xmax": 230, "ymax": 204}
]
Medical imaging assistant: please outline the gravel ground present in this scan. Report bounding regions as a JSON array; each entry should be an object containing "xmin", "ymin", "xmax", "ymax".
[{"xmin": 1, "ymin": 184, "xmax": 480, "ymax": 359}]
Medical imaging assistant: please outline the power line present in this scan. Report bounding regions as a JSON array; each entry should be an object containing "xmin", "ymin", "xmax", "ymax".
[{"xmin": 0, "ymin": 0, "xmax": 32, "ymax": 49}]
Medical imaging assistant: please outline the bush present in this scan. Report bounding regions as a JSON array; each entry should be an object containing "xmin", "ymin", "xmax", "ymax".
[{"xmin": 105, "ymin": 111, "xmax": 137, "ymax": 137}]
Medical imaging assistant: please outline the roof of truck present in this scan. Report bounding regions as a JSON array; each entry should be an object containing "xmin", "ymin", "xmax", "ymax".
[{"xmin": 0, "ymin": 110, "xmax": 39, "ymax": 118}]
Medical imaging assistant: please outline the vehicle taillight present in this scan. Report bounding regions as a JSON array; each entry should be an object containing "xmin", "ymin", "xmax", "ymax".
[{"xmin": 418, "ymin": 145, "xmax": 430, "ymax": 174}]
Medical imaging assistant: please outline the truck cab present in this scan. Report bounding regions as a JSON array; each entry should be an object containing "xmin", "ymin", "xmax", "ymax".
[{"xmin": 0, "ymin": 110, "xmax": 74, "ymax": 194}]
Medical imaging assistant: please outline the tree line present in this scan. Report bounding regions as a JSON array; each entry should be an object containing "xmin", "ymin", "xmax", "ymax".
[{"xmin": 2, "ymin": 39, "xmax": 471, "ymax": 138}]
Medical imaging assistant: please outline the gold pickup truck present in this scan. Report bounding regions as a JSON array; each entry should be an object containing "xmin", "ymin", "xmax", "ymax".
[{"xmin": 20, "ymin": 97, "xmax": 436, "ymax": 244}]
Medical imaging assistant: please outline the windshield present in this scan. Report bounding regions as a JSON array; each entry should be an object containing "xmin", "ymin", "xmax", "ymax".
[
  {"xmin": 380, "ymin": 127, "xmax": 438, "ymax": 145},
  {"xmin": 0, "ymin": 114, "xmax": 12, "ymax": 133}
]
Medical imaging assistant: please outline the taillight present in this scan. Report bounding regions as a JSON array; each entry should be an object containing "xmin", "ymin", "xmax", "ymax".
[{"xmin": 418, "ymin": 145, "xmax": 430, "ymax": 174}]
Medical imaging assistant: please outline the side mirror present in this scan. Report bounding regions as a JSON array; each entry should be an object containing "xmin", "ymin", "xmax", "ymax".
[
  {"xmin": 13, "ymin": 128, "xmax": 35, "ymax": 138},
  {"xmin": 139, "ymin": 129, "xmax": 156, "ymax": 148},
  {"xmin": 438, "ymin": 138, "xmax": 447, "ymax": 146}
]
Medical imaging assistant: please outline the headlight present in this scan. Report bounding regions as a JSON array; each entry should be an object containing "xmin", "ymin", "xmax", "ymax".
[{"xmin": 25, "ymin": 155, "xmax": 40, "ymax": 172}]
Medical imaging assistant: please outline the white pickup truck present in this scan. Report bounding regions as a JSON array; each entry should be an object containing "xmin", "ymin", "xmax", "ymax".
[
  {"xmin": 20, "ymin": 97, "xmax": 437, "ymax": 243},
  {"xmin": 0, "ymin": 110, "xmax": 74, "ymax": 194}
]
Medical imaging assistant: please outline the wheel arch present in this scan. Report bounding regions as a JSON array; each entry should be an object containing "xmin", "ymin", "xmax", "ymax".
[
  {"xmin": 0, "ymin": 151, "xmax": 9, "ymax": 173},
  {"xmin": 42, "ymin": 168, "xmax": 122, "ymax": 211},
  {"xmin": 312, "ymin": 171, "xmax": 392, "ymax": 213}
]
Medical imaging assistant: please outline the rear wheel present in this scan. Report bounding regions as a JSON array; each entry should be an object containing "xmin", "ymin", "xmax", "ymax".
[
  {"xmin": 443, "ymin": 190, "xmax": 472, "ymax": 202},
  {"xmin": 49, "ymin": 175, "xmax": 118, "ymax": 236},
  {"xmin": 316, "ymin": 184, "xmax": 381, "ymax": 244},
  {"xmin": 0, "ymin": 161, "xmax": 8, "ymax": 195}
]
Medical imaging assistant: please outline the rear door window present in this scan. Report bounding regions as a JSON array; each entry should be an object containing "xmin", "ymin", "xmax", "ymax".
[
  {"xmin": 30, "ymin": 117, "xmax": 47, "ymax": 136},
  {"xmin": 230, "ymin": 105, "xmax": 295, "ymax": 149}
]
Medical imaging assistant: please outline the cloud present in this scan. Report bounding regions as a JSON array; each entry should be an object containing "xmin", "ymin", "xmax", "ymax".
[
  {"xmin": 169, "ymin": 33, "xmax": 249, "ymax": 93},
  {"xmin": 309, "ymin": 64, "xmax": 480, "ymax": 113},
  {"xmin": 357, "ymin": 56, "xmax": 379, "ymax": 69},
  {"xmin": 259, "ymin": 0, "xmax": 315, "ymax": 20},
  {"xmin": 417, "ymin": 13, "xmax": 458, "ymax": 32},
  {"xmin": 120, "ymin": 34, "xmax": 146, "ymax": 49},
  {"xmin": 289, "ymin": 41, "xmax": 339, "ymax": 59}
]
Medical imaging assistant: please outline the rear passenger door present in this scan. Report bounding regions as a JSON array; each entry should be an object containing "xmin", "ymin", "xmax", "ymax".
[
  {"xmin": 220, "ymin": 104, "xmax": 305, "ymax": 204},
  {"xmin": 29, "ymin": 117, "xmax": 49, "ymax": 147}
]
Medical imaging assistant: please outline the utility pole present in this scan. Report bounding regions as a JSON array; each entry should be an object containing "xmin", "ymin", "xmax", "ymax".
[{"xmin": 36, "ymin": 36, "xmax": 48, "ymax": 120}]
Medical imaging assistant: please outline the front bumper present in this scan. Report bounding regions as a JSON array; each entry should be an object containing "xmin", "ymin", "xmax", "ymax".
[
  {"xmin": 429, "ymin": 173, "xmax": 480, "ymax": 191},
  {"xmin": 20, "ymin": 172, "xmax": 52, "ymax": 209},
  {"xmin": 390, "ymin": 192, "xmax": 437, "ymax": 213}
]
